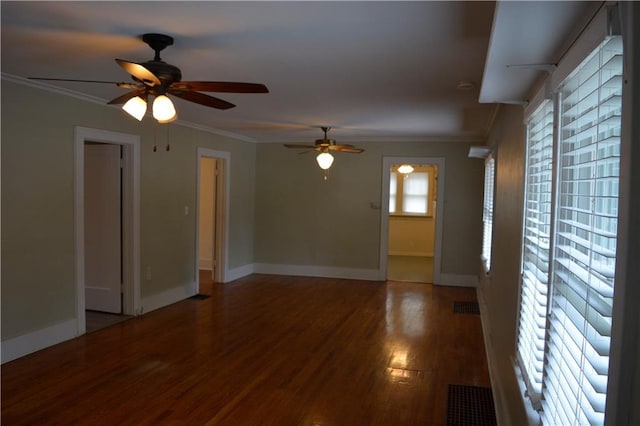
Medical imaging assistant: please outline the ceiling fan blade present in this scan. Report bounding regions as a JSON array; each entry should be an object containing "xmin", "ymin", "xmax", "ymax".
[
  {"xmin": 172, "ymin": 81, "xmax": 269, "ymax": 93},
  {"xmin": 28, "ymin": 77, "xmax": 140, "ymax": 89},
  {"xmin": 115, "ymin": 59, "xmax": 161, "ymax": 86},
  {"xmin": 283, "ymin": 144, "xmax": 317, "ymax": 149},
  {"xmin": 107, "ymin": 88, "xmax": 147, "ymax": 105},
  {"xmin": 169, "ymin": 90, "xmax": 235, "ymax": 110},
  {"xmin": 331, "ymin": 145, "xmax": 365, "ymax": 153}
]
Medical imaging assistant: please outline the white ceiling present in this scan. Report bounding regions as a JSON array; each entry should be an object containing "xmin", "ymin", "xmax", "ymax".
[{"xmin": 1, "ymin": 1, "xmax": 596, "ymax": 144}]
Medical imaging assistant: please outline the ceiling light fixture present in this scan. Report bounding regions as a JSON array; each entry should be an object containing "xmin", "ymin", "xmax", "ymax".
[
  {"xmin": 152, "ymin": 94, "xmax": 177, "ymax": 123},
  {"xmin": 121, "ymin": 93, "xmax": 177, "ymax": 123},
  {"xmin": 316, "ymin": 150, "xmax": 334, "ymax": 170},
  {"xmin": 398, "ymin": 164, "xmax": 414, "ymax": 174},
  {"xmin": 122, "ymin": 96, "xmax": 147, "ymax": 121}
]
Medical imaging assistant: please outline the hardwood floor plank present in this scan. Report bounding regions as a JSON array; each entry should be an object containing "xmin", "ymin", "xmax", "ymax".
[{"xmin": 2, "ymin": 275, "xmax": 491, "ymax": 425}]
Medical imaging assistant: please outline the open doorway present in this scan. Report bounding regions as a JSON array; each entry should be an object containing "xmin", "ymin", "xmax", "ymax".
[
  {"xmin": 380, "ymin": 157, "xmax": 445, "ymax": 284},
  {"xmin": 387, "ymin": 163, "xmax": 438, "ymax": 283},
  {"xmin": 74, "ymin": 127, "xmax": 141, "ymax": 335},
  {"xmin": 196, "ymin": 148, "xmax": 229, "ymax": 293}
]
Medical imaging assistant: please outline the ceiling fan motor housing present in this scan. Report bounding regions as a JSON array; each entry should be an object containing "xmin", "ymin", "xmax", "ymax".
[
  {"xmin": 140, "ymin": 61, "xmax": 182, "ymax": 85},
  {"xmin": 315, "ymin": 138, "xmax": 336, "ymax": 146}
]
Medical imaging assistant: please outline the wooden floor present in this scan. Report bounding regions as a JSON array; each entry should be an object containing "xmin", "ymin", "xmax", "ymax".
[
  {"xmin": 387, "ymin": 255, "xmax": 434, "ymax": 283},
  {"xmin": 2, "ymin": 274, "xmax": 491, "ymax": 425}
]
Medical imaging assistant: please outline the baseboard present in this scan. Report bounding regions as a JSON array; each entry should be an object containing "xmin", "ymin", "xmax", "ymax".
[
  {"xmin": 140, "ymin": 281, "xmax": 196, "ymax": 314},
  {"xmin": 435, "ymin": 273, "xmax": 478, "ymax": 287},
  {"xmin": 476, "ymin": 287, "xmax": 506, "ymax": 425},
  {"xmin": 388, "ymin": 251, "xmax": 434, "ymax": 257},
  {"xmin": 253, "ymin": 263, "xmax": 381, "ymax": 281},
  {"xmin": 199, "ymin": 258, "xmax": 212, "ymax": 270},
  {"xmin": 1, "ymin": 318, "xmax": 79, "ymax": 364},
  {"xmin": 225, "ymin": 263, "xmax": 255, "ymax": 282},
  {"xmin": 477, "ymin": 285, "xmax": 532, "ymax": 426}
]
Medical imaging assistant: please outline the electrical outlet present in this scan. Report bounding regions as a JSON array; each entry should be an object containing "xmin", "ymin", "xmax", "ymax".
[{"xmin": 145, "ymin": 266, "xmax": 152, "ymax": 280}]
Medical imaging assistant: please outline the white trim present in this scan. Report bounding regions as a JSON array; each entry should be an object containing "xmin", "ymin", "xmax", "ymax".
[
  {"xmin": 253, "ymin": 263, "xmax": 381, "ymax": 281},
  {"xmin": 435, "ymin": 273, "xmax": 478, "ymax": 287},
  {"xmin": 387, "ymin": 251, "xmax": 434, "ymax": 257},
  {"xmin": 140, "ymin": 281, "xmax": 195, "ymax": 314},
  {"xmin": 1, "ymin": 72, "xmax": 109, "ymax": 105},
  {"xmin": 74, "ymin": 127, "xmax": 141, "ymax": 336},
  {"xmin": 550, "ymin": 4, "xmax": 618, "ymax": 91},
  {"xmin": 1, "ymin": 319, "xmax": 78, "ymax": 363},
  {"xmin": 195, "ymin": 148, "xmax": 231, "ymax": 288},
  {"xmin": 476, "ymin": 286, "xmax": 506, "ymax": 425},
  {"xmin": 226, "ymin": 263, "xmax": 256, "ymax": 282},
  {"xmin": 380, "ymin": 157, "xmax": 445, "ymax": 283},
  {"xmin": 199, "ymin": 259, "xmax": 213, "ymax": 270},
  {"xmin": 1, "ymin": 73, "xmax": 258, "ymax": 143},
  {"xmin": 604, "ymin": 3, "xmax": 639, "ymax": 424}
]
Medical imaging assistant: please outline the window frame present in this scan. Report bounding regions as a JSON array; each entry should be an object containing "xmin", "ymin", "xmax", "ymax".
[
  {"xmin": 513, "ymin": 18, "xmax": 624, "ymax": 424},
  {"xmin": 389, "ymin": 165, "xmax": 436, "ymax": 217}
]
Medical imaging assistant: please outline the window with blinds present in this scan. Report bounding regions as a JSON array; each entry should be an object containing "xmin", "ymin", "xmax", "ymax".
[
  {"xmin": 389, "ymin": 172, "xmax": 397, "ymax": 213},
  {"xmin": 388, "ymin": 168, "xmax": 432, "ymax": 215},
  {"xmin": 481, "ymin": 155, "xmax": 495, "ymax": 272},
  {"xmin": 542, "ymin": 35, "xmax": 623, "ymax": 425},
  {"xmin": 517, "ymin": 99, "xmax": 554, "ymax": 405},
  {"xmin": 403, "ymin": 172, "xmax": 429, "ymax": 214}
]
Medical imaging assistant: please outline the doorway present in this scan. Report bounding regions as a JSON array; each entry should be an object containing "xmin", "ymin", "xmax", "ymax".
[
  {"xmin": 380, "ymin": 157, "xmax": 445, "ymax": 284},
  {"xmin": 196, "ymin": 148, "xmax": 229, "ymax": 291},
  {"xmin": 84, "ymin": 143, "xmax": 123, "ymax": 313},
  {"xmin": 74, "ymin": 127, "xmax": 141, "ymax": 335}
]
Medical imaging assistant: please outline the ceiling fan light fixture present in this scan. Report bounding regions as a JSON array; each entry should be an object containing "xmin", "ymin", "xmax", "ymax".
[
  {"xmin": 316, "ymin": 151, "xmax": 334, "ymax": 170},
  {"xmin": 398, "ymin": 164, "xmax": 414, "ymax": 174},
  {"xmin": 153, "ymin": 94, "xmax": 177, "ymax": 123},
  {"xmin": 122, "ymin": 96, "xmax": 147, "ymax": 121}
]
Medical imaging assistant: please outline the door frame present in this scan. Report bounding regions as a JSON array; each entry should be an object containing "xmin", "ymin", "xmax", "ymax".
[
  {"xmin": 379, "ymin": 156, "xmax": 445, "ymax": 284},
  {"xmin": 74, "ymin": 127, "xmax": 141, "ymax": 334},
  {"xmin": 195, "ymin": 148, "xmax": 230, "ymax": 285}
]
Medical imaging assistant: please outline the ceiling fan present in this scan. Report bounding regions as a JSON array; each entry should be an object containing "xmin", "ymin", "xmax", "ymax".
[
  {"xmin": 29, "ymin": 33, "xmax": 268, "ymax": 123},
  {"xmin": 284, "ymin": 127, "xmax": 364, "ymax": 170}
]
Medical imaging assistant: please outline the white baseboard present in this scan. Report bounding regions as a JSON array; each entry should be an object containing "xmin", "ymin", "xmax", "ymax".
[
  {"xmin": 199, "ymin": 258, "xmax": 212, "ymax": 270},
  {"xmin": 388, "ymin": 251, "xmax": 434, "ymax": 257},
  {"xmin": 140, "ymin": 281, "xmax": 196, "ymax": 314},
  {"xmin": 225, "ymin": 263, "xmax": 255, "ymax": 282},
  {"xmin": 253, "ymin": 263, "xmax": 381, "ymax": 281},
  {"xmin": 435, "ymin": 273, "xmax": 478, "ymax": 287},
  {"xmin": 476, "ymin": 287, "xmax": 505, "ymax": 424},
  {"xmin": 1, "ymin": 318, "xmax": 79, "ymax": 364}
]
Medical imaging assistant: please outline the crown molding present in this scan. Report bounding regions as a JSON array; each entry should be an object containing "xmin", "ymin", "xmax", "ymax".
[{"xmin": 1, "ymin": 73, "xmax": 257, "ymax": 143}]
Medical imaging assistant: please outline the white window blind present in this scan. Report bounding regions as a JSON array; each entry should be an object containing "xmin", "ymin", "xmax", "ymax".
[
  {"xmin": 481, "ymin": 155, "xmax": 495, "ymax": 272},
  {"xmin": 403, "ymin": 172, "xmax": 429, "ymax": 214},
  {"xmin": 389, "ymin": 172, "xmax": 397, "ymax": 213},
  {"xmin": 542, "ymin": 36, "xmax": 623, "ymax": 426},
  {"xmin": 517, "ymin": 99, "xmax": 554, "ymax": 404}
]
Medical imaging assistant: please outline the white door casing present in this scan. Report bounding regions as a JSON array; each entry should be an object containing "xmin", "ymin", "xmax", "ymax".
[
  {"xmin": 196, "ymin": 148, "xmax": 230, "ymax": 286},
  {"xmin": 74, "ymin": 127, "xmax": 140, "ymax": 335},
  {"xmin": 380, "ymin": 156, "xmax": 445, "ymax": 284}
]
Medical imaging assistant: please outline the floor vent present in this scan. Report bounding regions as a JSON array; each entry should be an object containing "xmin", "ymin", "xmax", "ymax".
[
  {"xmin": 189, "ymin": 294, "xmax": 211, "ymax": 300},
  {"xmin": 453, "ymin": 301, "xmax": 480, "ymax": 315},
  {"xmin": 446, "ymin": 384, "xmax": 496, "ymax": 426}
]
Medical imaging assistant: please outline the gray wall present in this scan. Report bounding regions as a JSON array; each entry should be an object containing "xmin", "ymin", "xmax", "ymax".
[
  {"xmin": 254, "ymin": 141, "xmax": 484, "ymax": 275},
  {"xmin": 477, "ymin": 104, "xmax": 529, "ymax": 425},
  {"xmin": 2, "ymin": 79, "xmax": 484, "ymax": 350},
  {"xmin": 1, "ymin": 80, "xmax": 257, "ymax": 340}
]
